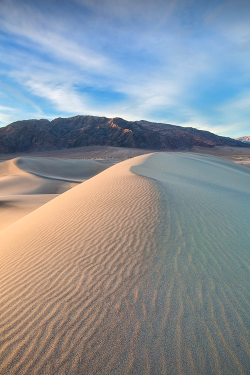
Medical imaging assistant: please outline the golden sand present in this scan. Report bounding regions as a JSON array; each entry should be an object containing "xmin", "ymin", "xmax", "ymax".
[{"xmin": 0, "ymin": 153, "xmax": 250, "ymax": 374}]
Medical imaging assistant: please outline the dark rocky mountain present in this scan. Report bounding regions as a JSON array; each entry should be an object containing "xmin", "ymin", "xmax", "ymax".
[
  {"xmin": 236, "ymin": 136, "xmax": 250, "ymax": 144},
  {"xmin": 0, "ymin": 115, "xmax": 247, "ymax": 153}
]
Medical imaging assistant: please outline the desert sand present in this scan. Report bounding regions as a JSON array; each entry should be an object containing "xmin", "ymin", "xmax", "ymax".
[
  {"xmin": 0, "ymin": 157, "xmax": 109, "ymax": 230},
  {"xmin": 0, "ymin": 152, "xmax": 250, "ymax": 374},
  {"xmin": 0, "ymin": 145, "xmax": 156, "ymax": 161},
  {"xmin": 1, "ymin": 144, "xmax": 250, "ymax": 161},
  {"xmin": 227, "ymin": 155, "xmax": 250, "ymax": 169}
]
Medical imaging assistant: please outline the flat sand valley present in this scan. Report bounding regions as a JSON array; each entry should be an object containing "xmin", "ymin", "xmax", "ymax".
[{"xmin": 1, "ymin": 146, "xmax": 250, "ymax": 374}]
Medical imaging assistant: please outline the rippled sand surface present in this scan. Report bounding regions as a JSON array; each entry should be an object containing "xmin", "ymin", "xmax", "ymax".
[{"xmin": 0, "ymin": 153, "xmax": 250, "ymax": 374}]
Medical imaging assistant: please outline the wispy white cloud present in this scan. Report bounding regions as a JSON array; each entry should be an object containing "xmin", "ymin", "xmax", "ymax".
[
  {"xmin": 212, "ymin": 92, "xmax": 250, "ymax": 137},
  {"xmin": 0, "ymin": 0, "xmax": 118, "ymax": 75},
  {"xmin": 0, "ymin": 105, "xmax": 17, "ymax": 126},
  {"xmin": 0, "ymin": 0, "xmax": 250, "ymax": 137},
  {"xmin": 25, "ymin": 80, "xmax": 91, "ymax": 114}
]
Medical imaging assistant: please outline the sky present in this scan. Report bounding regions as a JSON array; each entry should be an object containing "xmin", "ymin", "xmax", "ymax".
[{"xmin": 0, "ymin": 0, "xmax": 250, "ymax": 137}]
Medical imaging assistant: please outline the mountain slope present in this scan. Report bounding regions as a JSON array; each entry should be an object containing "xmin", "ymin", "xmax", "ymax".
[
  {"xmin": 236, "ymin": 136, "xmax": 250, "ymax": 144},
  {"xmin": 0, "ymin": 115, "xmax": 247, "ymax": 153}
]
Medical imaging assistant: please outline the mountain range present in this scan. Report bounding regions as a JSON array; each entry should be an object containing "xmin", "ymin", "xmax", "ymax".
[
  {"xmin": 0, "ymin": 115, "xmax": 247, "ymax": 153},
  {"xmin": 236, "ymin": 136, "xmax": 250, "ymax": 144}
]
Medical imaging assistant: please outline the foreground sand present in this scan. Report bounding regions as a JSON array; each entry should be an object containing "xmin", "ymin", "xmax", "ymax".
[
  {"xmin": 0, "ymin": 153, "xmax": 250, "ymax": 374},
  {"xmin": 0, "ymin": 157, "xmax": 108, "ymax": 230}
]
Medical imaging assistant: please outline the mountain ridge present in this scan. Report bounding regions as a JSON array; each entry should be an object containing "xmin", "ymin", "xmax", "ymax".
[
  {"xmin": 0, "ymin": 115, "xmax": 247, "ymax": 153},
  {"xmin": 236, "ymin": 136, "xmax": 250, "ymax": 144}
]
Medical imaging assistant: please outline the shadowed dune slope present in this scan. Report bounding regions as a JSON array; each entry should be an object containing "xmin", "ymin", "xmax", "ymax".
[
  {"xmin": 0, "ymin": 157, "xmax": 109, "ymax": 231},
  {"xmin": 13, "ymin": 157, "xmax": 108, "ymax": 181},
  {"xmin": 0, "ymin": 157, "xmax": 109, "ymax": 195},
  {"xmin": 1, "ymin": 153, "xmax": 250, "ymax": 374}
]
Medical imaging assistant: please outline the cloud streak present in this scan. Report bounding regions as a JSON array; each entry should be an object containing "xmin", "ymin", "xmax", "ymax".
[{"xmin": 0, "ymin": 0, "xmax": 250, "ymax": 137}]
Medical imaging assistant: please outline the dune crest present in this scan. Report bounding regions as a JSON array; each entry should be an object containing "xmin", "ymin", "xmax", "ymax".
[{"xmin": 1, "ymin": 153, "xmax": 250, "ymax": 374}]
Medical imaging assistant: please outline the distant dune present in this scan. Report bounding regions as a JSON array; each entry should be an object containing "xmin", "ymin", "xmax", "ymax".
[
  {"xmin": 0, "ymin": 157, "xmax": 109, "ymax": 230},
  {"xmin": 1, "ymin": 144, "xmax": 250, "ymax": 162},
  {"xmin": 1, "ymin": 153, "xmax": 250, "ymax": 374}
]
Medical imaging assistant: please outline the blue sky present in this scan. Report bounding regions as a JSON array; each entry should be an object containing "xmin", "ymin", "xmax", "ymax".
[{"xmin": 0, "ymin": 0, "xmax": 250, "ymax": 137}]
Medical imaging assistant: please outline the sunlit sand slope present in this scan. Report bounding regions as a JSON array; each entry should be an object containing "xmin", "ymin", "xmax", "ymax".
[
  {"xmin": 0, "ymin": 157, "xmax": 109, "ymax": 230},
  {"xmin": 0, "ymin": 153, "xmax": 250, "ymax": 374}
]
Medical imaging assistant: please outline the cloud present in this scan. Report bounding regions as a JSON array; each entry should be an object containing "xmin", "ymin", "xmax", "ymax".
[
  {"xmin": 0, "ymin": 105, "xmax": 17, "ymax": 126},
  {"xmin": 213, "ymin": 92, "xmax": 250, "ymax": 137},
  {"xmin": 0, "ymin": 0, "xmax": 250, "ymax": 137},
  {"xmin": 25, "ymin": 80, "xmax": 91, "ymax": 115},
  {"xmin": 0, "ymin": 0, "xmax": 118, "ymax": 75}
]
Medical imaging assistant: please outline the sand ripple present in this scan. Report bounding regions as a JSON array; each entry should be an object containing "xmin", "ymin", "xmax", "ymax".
[{"xmin": 0, "ymin": 153, "xmax": 250, "ymax": 374}]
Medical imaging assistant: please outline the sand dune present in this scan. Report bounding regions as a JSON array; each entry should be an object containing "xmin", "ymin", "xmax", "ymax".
[
  {"xmin": 0, "ymin": 195, "xmax": 57, "ymax": 232},
  {"xmin": 1, "ymin": 144, "xmax": 250, "ymax": 162},
  {"xmin": 0, "ymin": 153, "xmax": 250, "ymax": 374},
  {"xmin": 229, "ymin": 156, "xmax": 250, "ymax": 169},
  {"xmin": 12, "ymin": 157, "xmax": 109, "ymax": 181},
  {"xmin": 0, "ymin": 157, "xmax": 109, "ymax": 230},
  {"xmin": 0, "ymin": 145, "xmax": 156, "ymax": 161}
]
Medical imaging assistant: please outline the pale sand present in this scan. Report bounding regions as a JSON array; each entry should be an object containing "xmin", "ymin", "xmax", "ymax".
[
  {"xmin": 228, "ymin": 156, "xmax": 250, "ymax": 169},
  {"xmin": 0, "ymin": 157, "xmax": 109, "ymax": 230},
  {"xmin": 1, "ymin": 145, "xmax": 250, "ymax": 161},
  {"xmin": 0, "ymin": 145, "xmax": 156, "ymax": 160},
  {"xmin": 0, "ymin": 153, "xmax": 250, "ymax": 374}
]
